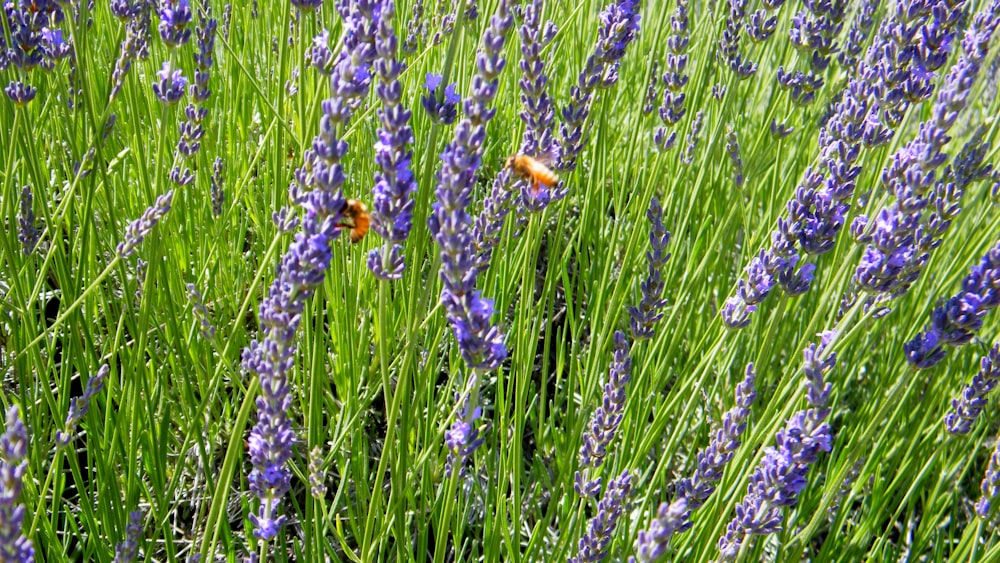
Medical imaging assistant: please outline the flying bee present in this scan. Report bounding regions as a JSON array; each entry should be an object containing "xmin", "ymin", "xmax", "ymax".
[
  {"xmin": 336, "ymin": 199, "xmax": 370, "ymax": 243},
  {"xmin": 505, "ymin": 152, "xmax": 559, "ymax": 195}
]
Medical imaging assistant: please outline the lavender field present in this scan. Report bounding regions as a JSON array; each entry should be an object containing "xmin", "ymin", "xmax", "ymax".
[{"xmin": 3, "ymin": 0, "xmax": 1000, "ymax": 560}]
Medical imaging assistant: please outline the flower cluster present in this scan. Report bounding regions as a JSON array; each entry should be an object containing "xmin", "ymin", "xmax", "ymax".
[
  {"xmin": 654, "ymin": 0, "xmax": 689, "ymax": 151},
  {"xmin": 242, "ymin": 0, "xmax": 379, "ymax": 541},
  {"xmin": 628, "ymin": 198, "xmax": 671, "ymax": 340},
  {"xmin": 428, "ymin": 0, "xmax": 514, "ymax": 472},
  {"xmin": 110, "ymin": 8, "xmax": 153, "ymax": 102},
  {"xmin": 559, "ymin": 0, "xmax": 640, "ymax": 172},
  {"xmin": 716, "ymin": 333, "xmax": 835, "ymax": 560},
  {"xmin": 2, "ymin": 0, "xmax": 70, "ymax": 105},
  {"xmin": 158, "ymin": 0, "xmax": 193, "ymax": 48},
  {"xmin": 977, "ymin": 436, "xmax": 1000, "ymax": 518},
  {"xmin": 779, "ymin": 0, "xmax": 847, "ymax": 105},
  {"xmin": 308, "ymin": 446, "xmax": 327, "ymax": 498},
  {"xmin": 55, "ymin": 364, "xmax": 110, "ymax": 448},
  {"xmin": 0, "ymin": 405, "xmax": 33, "ymax": 562},
  {"xmin": 718, "ymin": 0, "xmax": 757, "ymax": 79},
  {"xmin": 153, "ymin": 61, "xmax": 187, "ymax": 105},
  {"xmin": 725, "ymin": 125, "xmax": 744, "ymax": 189},
  {"xmin": 17, "ymin": 185, "xmax": 39, "ymax": 256},
  {"xmin": 176, "ymin": 1, "xmax": 217, "ymax": 160},
  {"xmin": 944, "ymin": 345, "xmax": 1000, "ymax": 434},
  {"xmin": 368, "ymin": 0, "xmax": 418, "ymax": 281},
  {"xmin": 642, "ymin": 61, "xmax": 659, "ymax": 115},
  {"xmin": 852, "ymin": 5, "xmax": 1000, "ymax": 311},
  {"xmin": 906, "ymin": 240, "xmax": 1000, "ymax": 369},
  {"xmin": 681, "ymin": 110, "xmax": 703, "ymax": 165},
  {"xmin": 402, "ymin": 0, "xmax": 426, "ymax": 54},
  {"xmin": 211, "ymin": 157, "xmax": 225, "ymax": 217},
  {"xmin": 837, "ymin": 0, "xmax": 879, "ymax": 71},
  {"xmin": 570, "ymin": 471, "xmax": 633, "ymax": 563},
  {"xmin": 576, "ymin": 331, "xmax": 632, "ymax": 497},
  {"xmin": 112, "ymin": 509, "xmax": 144, "ymax": 563},
  {"xmin": 420, "ymin": 73, "xmax": 460, "ymax": 125},
  {"xmin": 186, "ymin": 283, "xmax": 216, "ymax": 340},
  {"xmin": 117, "ymin": 190, "xmax": 176, "ymax": 259},
  {"xmin": 633, "ymin": 364, "xmax": 757, "ymax": 561}
]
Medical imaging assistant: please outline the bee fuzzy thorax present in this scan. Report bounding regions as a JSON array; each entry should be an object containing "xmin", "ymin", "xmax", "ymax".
[
  {"xmin": 505, "ymin": 153, "xmax": 559, "ymax": 194},
  {"xmin": 337, "ymin": 199, "xmax": 370, "ymax": 244}
]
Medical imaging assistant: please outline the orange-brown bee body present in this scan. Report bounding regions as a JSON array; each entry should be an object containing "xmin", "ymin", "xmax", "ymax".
[
  {"xmin": 505, "ymin": 154, "xmax": 559, "ymax": 194},
  {"xmin": 337, "ymin": 199, "xmax": 370, "ymax": 243}
]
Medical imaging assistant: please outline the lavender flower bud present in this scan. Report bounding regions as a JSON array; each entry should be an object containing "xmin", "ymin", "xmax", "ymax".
[
  {"xmin": 116, "ymin": 190, "xmax": 175, "ymax": 259},
  {"xmin": 368, "ymin": 0, "xmax": 418, "ymax": 281},
  {"xmin": 471, "ymin": 168, "xmax": 514, "ymax": 271},
  {"xmin": 0, "ymin": 405, "xmax": 34, "ymax": 563},
  {"xmin": 681, "ymin": 110, "xmax": 703, "ymax": 165},
  {"xmin": 576, "ymin": 331, "xmax": 631, "ymax": 496},
  {"xmin": 308, "ymin": 446, "xmax": 327, "ymax": 498},
  {"xmin": 944, "ymin": 345, "xmax": 1000, "ymax": 434},
  {"xmin": 725, "ymin": 125, "xmax": 744, "ymax": 188},
  {"xmin": 55, "ymin": 364, "xmax": 110, "ymax": 448},
  {"xmin": 654, "ymin": 0, "xmax": 689, "ymax": 151},
  {"xmin": 169, "ymin": 166, "xmax": 194, "ymax": 186},
  {"xmin": 628, "ymin": 198, "xmax": 671, "ymax": 340},
  {"xmin": 152, "ymin": 61, "xmax": 187, "ymax": 104},
  {"xmin": 642, "ymin": 60, "xmax": 659, "ymax": 115},
  {"xmin": 4, "ymin": 82, "xmax": 37, "ymax": 106},
  {"xmin": 770, "ymin": 119, "xmax": 794, "ymax": 138},
  {"xmin": 211, "ymin": 157, "xmax": 225, "ymax": 217},
  {"xmin": 977, "ymin": 436, "xmax": 1000, "ymax": 518},
  {"xmin": 158, "ymin": 0, "xmax": 193, "ymax": 48},
  {"xmin": 402, "ymin": 0, "xmax": 426, "ymax": 54},
  {"xmin": 420, "ymin": 73, "xmax": 460, "ymax": 125},
  {"xmin": 711, "ymin": 84, "xmax": 727, "ymax": 99},
  {"xmin": 112, "ymin": 509, "xmax": 144, "ymax": 563},
  {"xmin": 838, "ymin": 0, "xmax": 880, "ymax": 70},
  {"xmin": 186, "ymin": 283, "xmax": 216, "ymax": 340},
  {"xmin": 718, "ymin": 0, "xmax": 757, "ymax": 79},
  {"xmin": 631, "ymin": 498, "xmax": 687, "ymax": 563},
  {"xmin": 570, "ymin": 471, "xmax": 633, "ymax": 563},
  {"xmin": 17, "ymin": 186, "xmax": 39, "ymax": 256}
]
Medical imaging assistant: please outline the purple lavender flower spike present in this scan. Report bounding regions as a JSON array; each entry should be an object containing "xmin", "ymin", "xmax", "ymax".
[
  {"xmin": 944, "ymin": 345, "xmax": 1000, "ymax": 434},
  {"xmin": 158, "ymin": 0, "xmax": 193, "ymax": 48},
  {"xmin": 718, "ymin": 0, "xmax": 757, "ymax": 79},
  {"xmin": 576, "ymin": 331, "xmax": 632, "ymax": 496},
  {"xmin": 421, "ymin": 73, "xmax": 460, "ymax": 125},
  {"xmin": 745, "ymin": 9, "xmax": 777, "ymax": 42},
  {"xmin": 906, "ymin": 241, "xmax": 1000, "ymax": 369},
  {"xmin": 112, "ymin": 509, "xmax": 144, "ymax": 563},
  {"xmin": 402, "ymin": 0, "xmax": 426, "ymax": 54},
  {"xmin": 0, "ymin": 405, "xmax": 34, "ymax": 563},
  {"xmin": 654, "ymin": 0, "xmax": 689, "ymax": 152},
  {"xmin": 308, "ymin": 446, "xmax": 327, "ymax": 498},
  {"xmin": 559, "ymin": 0, "xmax": 640, "ymax": 172},
  {"xmin": 853, "ymin": 4, "xmax": 1000, "ymax": 312},
  {"xmin": 153, "ymin": 61, "xmax": 186, "ymax": 104},
  {"xmin": 211, "ymin": 157, "xmax": 225, "ymax": 217},
  {"xmin": 55, "ymin": 364, "xmax": 110, "ymax": 448},
  {"xmin": 681, "ymin": 110, "xmax": 703, "ymax": 165},
  {"xmin": 725, "ymin": 125, "xmax": 745, "ymax": 188},
  {"xmin": 977, "ymin": 436, "xmax": 1000, "ymax": 518},
  {"xmin": 570, "ymin": 471, "xmax": 634, "ymax": 563},
  {"xmin": 642, "ymin": 60, "xmax": 659, "ymax": 115},
  {"xmin": 838, "ymin": 0, "xmax": 880, "ymax": 71},
  {"xmin": 368, "ymin": 0, "xmax": 417, "ymax": 281},
  {"xmin": 633, "ymin": 364, "xmax": 757, "ymax": 561},
  {"xmin": 628, "ymin": 198, "xmax": 671, "ymax": 340},
  {"xmin": 243, "ymin": 0, "xmax": 379, "ymax": 541},
  {"xmin": 18, "ymin": 186, "xmax": 39, "ymax": 256},
  {"xmin": 427, "ymin": 0, "xmax": 514, "ymax": 473},
  {"xmin": 117, "ymin": 190, "xmax": 175, "ymax": 259},
  {"xmin": 715, "ymin": 333, "xmax": 835, "ymax": 561},
  {"xmin": 471, "ymin": 168, "xmax": 515, "ymax": 271}
]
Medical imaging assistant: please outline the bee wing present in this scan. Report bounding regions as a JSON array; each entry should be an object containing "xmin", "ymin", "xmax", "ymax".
[{"xmin": 532, "ymin": 147, "xmax": 559, "ymax": 167}]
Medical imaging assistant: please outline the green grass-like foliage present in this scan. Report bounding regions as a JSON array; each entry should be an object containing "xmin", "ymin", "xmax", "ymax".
[{"xmin": 2, "ymin": 0, "xmax": 1000, "ymax": 561}]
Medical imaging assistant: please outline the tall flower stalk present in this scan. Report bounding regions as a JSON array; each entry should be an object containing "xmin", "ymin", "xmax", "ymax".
[
  {"xmin": 654, "ymin": 0, "xmax": 690, "ymax": 151},
  {"xmin": 429, "ymin": 0, "xmax": 515, "ymax": 474},
  {"xmin": 0, "ymin": 405, "xmax": 33, "ymax": 562},
  {"xmin": 368, "ymin": 0, "xmax": 418, "ymax": 281},
  {"xmin": 241, "ymin": 0, "xmax": 378, "ymax": 542}
]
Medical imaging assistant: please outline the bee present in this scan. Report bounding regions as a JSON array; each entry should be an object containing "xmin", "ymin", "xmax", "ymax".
[
  {"xmin": 505, "ymin": 153, "xmax": 559, "ymax": 194},
  {"xmin": 336, "ymin": 199, "xmax": 370, "ymax": 243}
]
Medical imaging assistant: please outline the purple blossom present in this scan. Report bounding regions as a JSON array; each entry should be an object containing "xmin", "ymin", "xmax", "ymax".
[
  {"xmin": 770, "ymin": 119, "xmax": 794, "ymax": 138},
  {"xmin": 420, "ymin": 73, "xmax": 460, "ymax": 125},
  {"xmin": 0, "ymin": 405, "xmax": 33, "ymax": 563},
  {"xmin": 55, "ymin": 364, "xmax": 110, "ymax": 448},
  {"xmin": 402, "ymin": 0, "xmax": 425, "ymax": 54},
  {"xmin": 242, "ymin": 0, "xmax": 379, "ymax": 542},
  {"xmin": 718, "ymin": 0, "xmax": 757, "ymax": 79},
  {"xmin": 576, "ymin": 331, "xmax": 632, "ymax": 496},
  {"xmin": 654, "ymin": 0, "xmax": 689, "ymax": 151},
  {"xmin": 716, "ymin": 333, "xmax": 835, "ymax": 560},
  {"xmin": 944, "ymin": 345, "xmax": 1000, "ymax": 434},
  {"xmin": 681, "ymin": 110, "xmax": 704, "ymax": 165},
  {"xmin": 725, "ymin": 125, "xmax": 745, "ymax": 188},
  {"xmin": 427, "ymin": 0, "xmax": 514, "ymax": 473},
  {"xmin": 627, "ymin": 198, "xmax": 671, "ymax": 340},
  {"xmin": 110, "ymin": 9, "xmax": 152, "ymax": 102},
  {"xmin": 152, "ymin": 61, "xmax": 186, "ymax": 104},
  {"xmin": 4, "ymin": 82, "xmax": 36, "ymax": 106},
  {"xmin": 116, "ymin": 190, "xmax": 175, "ymax": 259},
  {"xmin": 368, "ymin": 0, "xmax": 418, "ymax": 281},
  {"xmin": 169, "ymin": 166, "xmax": 194, "ymax": 186},
  {"xmin": 112, "ymin": 509, "xmax": 143, "ymax": 563},
  {"xmin": 787, "ymin": 0, "xmax": 848, "ymax": 76},
  {"xmin": 570, "ymin": 471, "xmax": 634, "ymax": 563},
  {"xmin": 17, "ymin": 186, "xmax": 39, "ymax": 255},
  {"xmin": 977, "ymin": 435, "xmax": 1000, "ymax": 518},
  {"xmin": 308, "ymin": 446, "xmax": 327, "ymax": 498},
  {"xmin": 642, "ymin": 60, "xmax": 659, "ymax": 115},
  {"xmin": 838, "ymin": 0, "xmax": 881, "ymax": 70},
  {"xmin": 906, "ymin": 240, "xmax": 1000, "ymax": 369},
  {"xmin": 745, "ymin": 9, "xmax": 778, "ymax": 42},
  {"xmin": 158, "ymin": 0, "xmax": 193, "ymax": 48},
  {"xmin": 633, "ymin": 364, "xmax": 757, "ymax": 561},
  {"xmin": 559, "ymin": 0, "xmax": 640, "ymax": 172}
]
